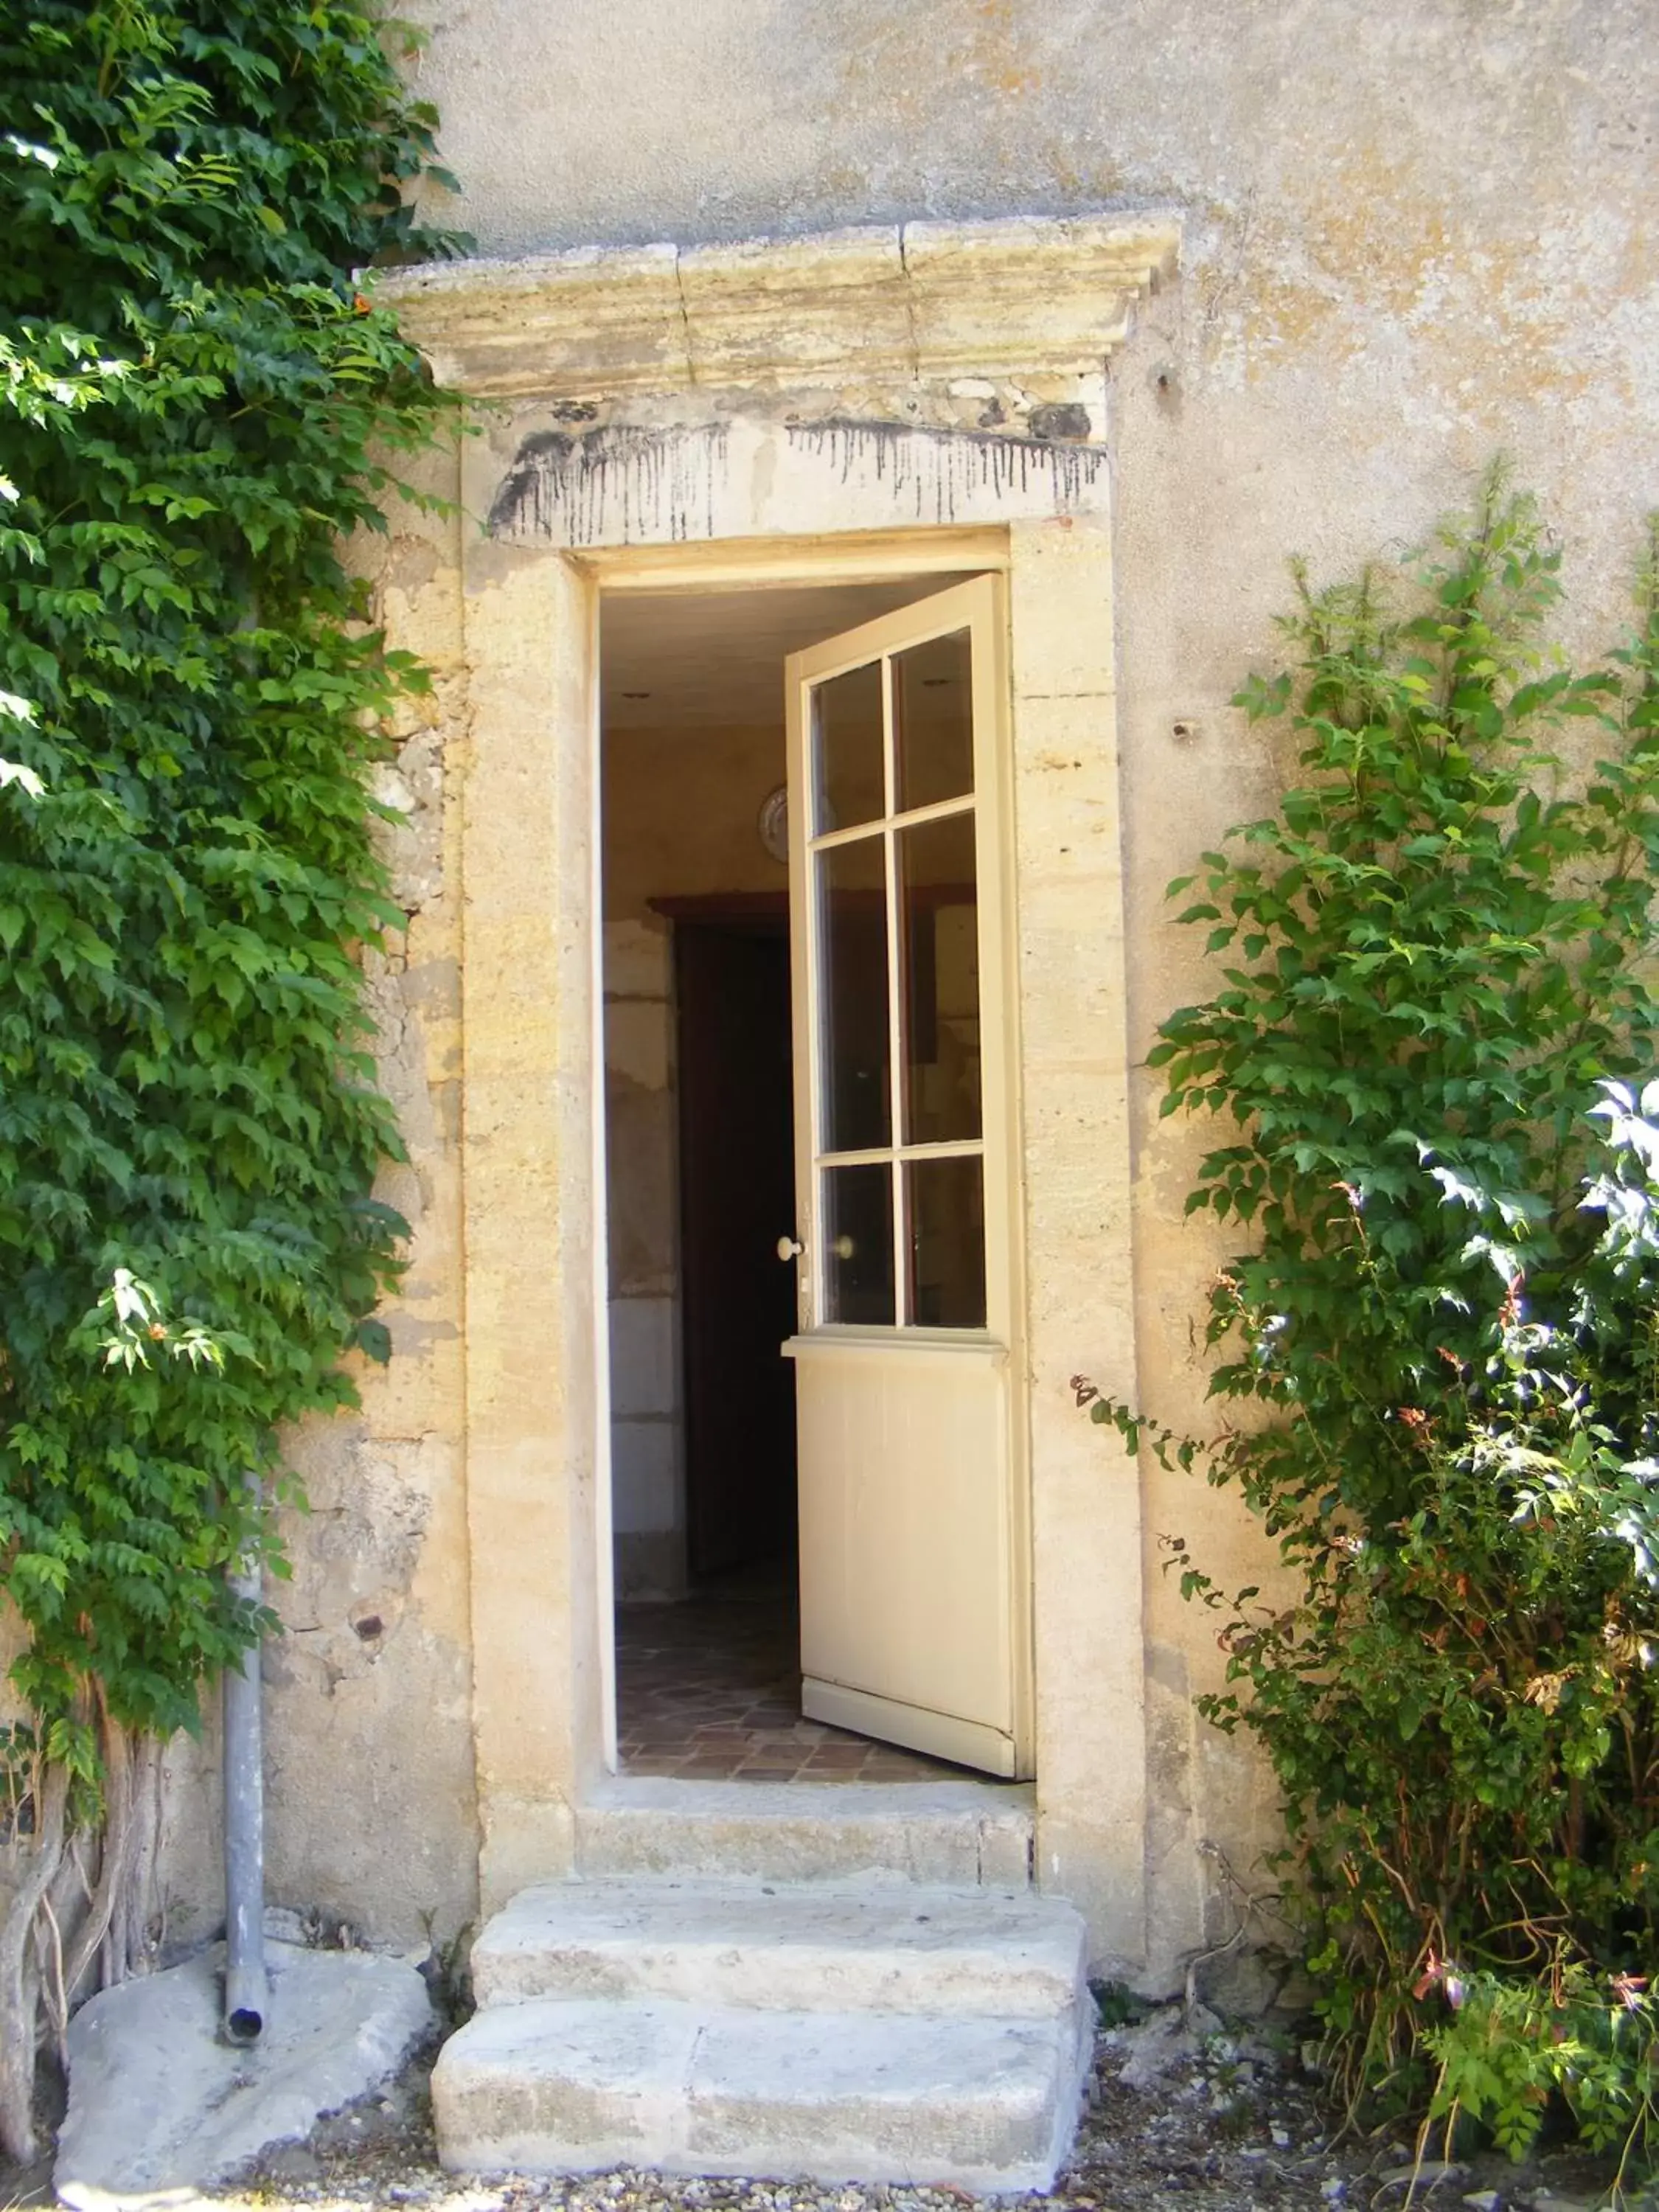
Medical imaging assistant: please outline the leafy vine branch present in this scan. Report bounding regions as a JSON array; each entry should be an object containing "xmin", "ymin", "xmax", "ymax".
[{"xmin": 0, "ymin": 1, "xmax": 460, "ymax": 2160}]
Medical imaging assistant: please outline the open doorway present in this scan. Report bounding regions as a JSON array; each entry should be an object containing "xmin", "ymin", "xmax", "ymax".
[{"xmin": 599, "ymin": 574, "xmax": 986, "ymax": 1782}]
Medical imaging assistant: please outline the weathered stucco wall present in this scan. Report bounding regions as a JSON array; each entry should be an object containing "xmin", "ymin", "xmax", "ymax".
[
  {"xmin": 383, "ymin": 0, "xmax": 1655, "ymax": 1980},
  {"xmin": 399, "ymin": 0, "xmax": 1654, "ymax": 647},
  {"xmin": 100, "ymin": 0, "xmax": 1654, "ymax": 1986},
  {"xmin": 263, "ymin": 439, "xmax": 481, "ymax": 1954}
]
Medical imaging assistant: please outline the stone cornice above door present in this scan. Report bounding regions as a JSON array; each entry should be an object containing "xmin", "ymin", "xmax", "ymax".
[{"xmin": 378, "ymin": 215, "xmax": 1182, "ymax": 400}]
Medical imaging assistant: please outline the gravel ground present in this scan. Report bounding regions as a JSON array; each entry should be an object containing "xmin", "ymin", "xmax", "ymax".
[{"xmin": 4, "ymin": 1993, "xmax": 1647, "ymax": 2212}]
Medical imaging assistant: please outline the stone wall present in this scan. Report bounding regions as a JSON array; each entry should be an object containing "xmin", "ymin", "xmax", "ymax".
[
  {"xmin": 263, "ymin": 442, "xmax": 480, "ymax": 1953},
  {"xmin": 382, "ymin": 0, "xmax": 1655, "ymax": 1976},
  {"xmin": 25, "ymin": 0, "xmax": 1646, "ymax": 1986}
]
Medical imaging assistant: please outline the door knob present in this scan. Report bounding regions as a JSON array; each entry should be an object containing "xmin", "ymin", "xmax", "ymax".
[{"xmin": 776, "ymin": 1236, "xmax": 804, "ymax": 1262}]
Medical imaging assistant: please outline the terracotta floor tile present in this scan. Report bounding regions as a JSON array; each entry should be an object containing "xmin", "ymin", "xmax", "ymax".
[{"xmin": 613, "ymin": 1585, "xmax": 976, "ymax": 1786}]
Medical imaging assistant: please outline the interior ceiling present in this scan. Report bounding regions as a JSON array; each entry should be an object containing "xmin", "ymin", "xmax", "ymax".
[{"xmin": 600, "ymin": 576, "xmax": 980, "ymax": 731}]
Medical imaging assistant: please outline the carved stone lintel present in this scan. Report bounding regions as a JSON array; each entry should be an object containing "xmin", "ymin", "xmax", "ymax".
[{"xmin": 378, "ymin": 214, "xmax": 1182, "ymax": 400}]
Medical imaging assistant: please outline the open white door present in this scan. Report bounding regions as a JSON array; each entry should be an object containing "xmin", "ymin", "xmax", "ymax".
[{"xmin": 782, "ymin": 577, "xmax": 1030, "ymax": 1779}]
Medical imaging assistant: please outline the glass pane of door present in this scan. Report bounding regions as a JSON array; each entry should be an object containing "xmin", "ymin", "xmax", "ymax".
[
  {"xmin": 823, "ymin": 1161, "xmax": 895, "ymax": 1324},
  {"xmin": 816, "ymin": 831, "xmax": 890, "ymax": 1152},
  {"xmin": 900, "ymin": 810, "xmax": 981, "ymax": 1146},
  {"xmin": 905, "ymin": 1154, "xmax": 986, "ymax": 1327},
  {"xmin": 894, "ymin": 629, "xmax": 973, "ymax": 812},
  {"xmin": 813, "ymin": 660, "xmax": 885, "ymax": 832}
]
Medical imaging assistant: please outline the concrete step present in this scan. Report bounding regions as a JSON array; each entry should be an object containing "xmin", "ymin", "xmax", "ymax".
[
  {"xmin": 573, "ymin": 1777, "xmax": 1034, "ymax": 1888},
  {"xmin": 433, "ymin": 1994, "xmax": 1090, "ymax": 2191},
  {"xmin": 471, "ymin": 1879, "xmax": 1087, "ymax": 2019}
]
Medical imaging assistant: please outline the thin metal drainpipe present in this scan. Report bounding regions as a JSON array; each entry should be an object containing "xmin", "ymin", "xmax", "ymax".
[{"xmin": 223, "ymin": 1478, "xmax": 268, "ymax": 2044}]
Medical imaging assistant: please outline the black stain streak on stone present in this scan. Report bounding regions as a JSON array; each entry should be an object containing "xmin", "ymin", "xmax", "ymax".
[
  {"xmin": 785, "ymin": 418, "xmax": 1107, "ymax": 523},
  {"xmin": 488, "ymin": 423, "xmax": 731, "ymax": 546},
  {"xmin": 488, "ymin": 414, "xmax": 1107, "ymax": 544},
  {"xmin": 1027, "ymin": 402, "xmax": 1093, "ymax": 443}
]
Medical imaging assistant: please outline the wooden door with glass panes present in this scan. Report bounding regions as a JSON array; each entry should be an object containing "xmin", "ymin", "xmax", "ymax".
[{"xmin": 782, "ymin": 577, "xmax": 1030, "ymax": 1778}]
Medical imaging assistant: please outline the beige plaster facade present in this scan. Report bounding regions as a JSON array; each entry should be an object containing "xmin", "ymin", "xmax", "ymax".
[{"xmin": 14, "ymin": 1, "xmax": 1646, "ymax": 1999}]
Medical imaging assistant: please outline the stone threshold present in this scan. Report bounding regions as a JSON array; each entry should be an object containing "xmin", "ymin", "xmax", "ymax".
[{"xmin": 573, "ymin": 1775, "xmax": 1036, "ymax": 1889}]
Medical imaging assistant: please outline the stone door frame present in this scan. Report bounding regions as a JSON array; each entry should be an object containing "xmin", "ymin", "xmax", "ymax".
[{"xmin": 384, "ymin": 213, "xmax": 1179, "ymax": 1967}]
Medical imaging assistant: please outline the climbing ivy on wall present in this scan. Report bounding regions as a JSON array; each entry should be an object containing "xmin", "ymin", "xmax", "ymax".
[{"xmin": 0, "ymin": 0, "xmax": 459, "ymax": 2159}]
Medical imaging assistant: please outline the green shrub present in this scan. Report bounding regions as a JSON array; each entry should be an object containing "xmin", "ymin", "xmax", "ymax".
[
  {"xmin": 1090, "ymin": 469, "xmax": 1659, "ymax": 2154},
  {"xmin": 1423, "ymin": 1953, "xmax": 1658, "ymax": 2174}
]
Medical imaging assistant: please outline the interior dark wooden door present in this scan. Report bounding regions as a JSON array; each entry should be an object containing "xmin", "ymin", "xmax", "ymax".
[{"xmin": 676, "ymin": 923, "xmax": 798, "ymax": 1581}]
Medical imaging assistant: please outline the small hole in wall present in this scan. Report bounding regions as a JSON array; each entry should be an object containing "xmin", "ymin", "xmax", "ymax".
[
  {"xmin": 1172, "ymin": 720, "xmax": 1200, "ymax": 742},
  {"xmin": 352, "ymin": 1615, "xmax": 383, "ymax": 1642}
]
